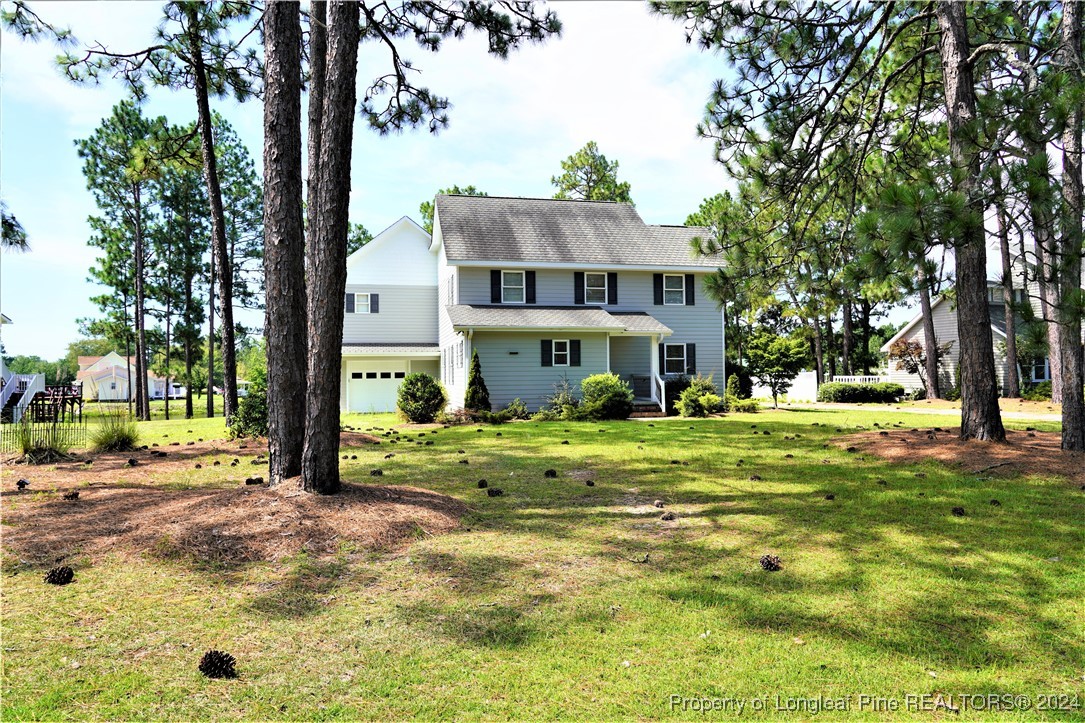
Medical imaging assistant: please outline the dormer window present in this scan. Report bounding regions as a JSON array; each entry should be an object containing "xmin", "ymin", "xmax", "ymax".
[
  {"xmin": 502, "ymin": 271, "xmax": 525, "ymax": 304},
  {"xmin": 585, "ymin": 273, "xmax": 608, "ymax": 304}
]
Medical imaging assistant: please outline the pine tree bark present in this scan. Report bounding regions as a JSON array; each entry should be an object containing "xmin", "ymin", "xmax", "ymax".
[
  {"xmin": 860, "ymin": 298, "xmax": 872, "ymax": 375},
  {"xmin": 306, "ymin": 0, "xmax": 326, "ymax": 242},
  {"xmin": 994, "ymin": 182, "xmax": 1021, "ymax": 398},
  {"xmin": 918, "ymin": 265, "xmax": 941, "ymax": 398},
  {"xmin": 185, "ymin": 4, "xmax": 239, "ymax": 423},
  {"xmin": 184, "ymin": 265, "xmax": 194, "ymax": 419},
  {"xmin": 262, "ymin": 0, "xmax": 308, "ymax": 484},
  {"xmin": 1058, "ymin": 0, "xmax": 1084, "ymax": 451},
  {"xmin": 936, "ymin": 0, "xmax": 1005, "ymax": 441},
  {"xmin": 841, "ymin": 298, "xmax": 854, "ymax": 376},
  {"xmin": 301, "ymin": 0, "xmax": 360, "ymax": 494},
  {"xmin": 1031, "ymin": 183, "xmax": 1063, "ymax": 399},
  {"xmin": 207, "ymin": 251, "xmax": 215, "ymax": 417},
  {"xmin": 133, "ymin": 184, "xmax": 150, "ymax": 421}
]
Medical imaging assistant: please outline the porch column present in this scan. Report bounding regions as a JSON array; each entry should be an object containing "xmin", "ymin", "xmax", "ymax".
[{"xmin": 649, "ymin": 334, "xmax": 659, "ymax": 401}]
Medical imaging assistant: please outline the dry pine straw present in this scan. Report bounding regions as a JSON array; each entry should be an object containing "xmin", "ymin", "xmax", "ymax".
[
  {"xmin": 843, "ymin": 427, "xmax": 1084, "ymax": 482},
  {"xmin": 1, "ymin": 436, "xmax": 466, "ymax": 567}
]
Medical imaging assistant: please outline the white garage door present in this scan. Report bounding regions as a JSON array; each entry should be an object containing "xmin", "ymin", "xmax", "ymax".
[{"xmin": 346, "ymin": 360, "xmax": 408, "ymax": 413}]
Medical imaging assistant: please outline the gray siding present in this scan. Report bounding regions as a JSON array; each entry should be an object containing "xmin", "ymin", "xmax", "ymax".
[
  {"xmin": 343, "ymin": 284, "xmax": 438, "ymax": 344},
  {"xmin": 472, "ymin": 331, "xmax": 609, "ymax": 410},
  {"xmin": 457, "ymin": 267, "xmax": 724, "ymax": 379}
]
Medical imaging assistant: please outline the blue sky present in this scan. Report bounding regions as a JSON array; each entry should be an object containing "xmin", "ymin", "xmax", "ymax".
[{"xmin": 0, "ymin": 1, "xmax": 912, "ymax": 361}]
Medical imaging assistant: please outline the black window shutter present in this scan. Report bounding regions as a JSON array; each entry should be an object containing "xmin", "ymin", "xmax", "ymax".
[
  {"xmin": 607, "ymin": 272, "xmax": 617, "ymax": 305},
  {"xmin": 370, "ymin": 293, "xmax": 379, "ymax": 314},
  {"xmin": 658, "ymin": 343, "xmax": 665, "ymax": 373},
  {"xmin": 686, "ymin": 343, "xmax": 697, "ymax": 374},
  {"xmin": 685, "ymin": 274, "xmax": 695, "ymax": 305},
  {"xmin": 526, "ymin": 271, "xmax": 536, "ymax": 304},
  {"xmin": 541, "ymin": 339, "xmax": 553, "ymax": 367},
  {"xmin": 344, "ymin": 293, "xmax": 355, "ymax": 314},
  {"xmin": 653, "ymin": 274, "xmax": 664, "ymax": 305},
  {"xmin": 491, "ymin": 270, "xmax": 501, "ymax": 303},
  {"xmin": 570, "ymin": 339, "xmax": 581, "ymax": 367},
  {"xmin": 574, "ymin": 272, "xmax": 585, "ymax": 304}
]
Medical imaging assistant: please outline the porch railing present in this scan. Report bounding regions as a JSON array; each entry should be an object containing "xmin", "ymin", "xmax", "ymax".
[{"xmin": 11, "ymin": 374, "xmax": 46, "ymax": 423}]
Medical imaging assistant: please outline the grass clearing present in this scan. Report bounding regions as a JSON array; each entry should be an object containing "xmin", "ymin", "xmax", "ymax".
[{"xmin": 2, "ymin": 409, "xmax": 1082, "ymax": 719}]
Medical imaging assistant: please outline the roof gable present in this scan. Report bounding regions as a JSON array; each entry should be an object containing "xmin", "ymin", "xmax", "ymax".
[
  {"xmin": 434, "ymin": 195, "xmax": 719, "ymax": 270},
  {"xmin": 346, "ymin": 216, "xmax": 436, "ymax": 286}
]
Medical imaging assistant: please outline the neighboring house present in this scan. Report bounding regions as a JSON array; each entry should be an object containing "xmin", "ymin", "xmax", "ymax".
[
  {"xmin": 339, "ymin": 195, "xmax": 724, "ymax": 413},
  {"xmin": 1, "ymin": 313, "xmax": 47, "ymax": 423},
  {"xmin": 880, "ymin": 280, "xmax": 1079, "ymax": 392},
  {"xmin": 76, "ymin": 351, "xmax": 183, "ymax": 401}
]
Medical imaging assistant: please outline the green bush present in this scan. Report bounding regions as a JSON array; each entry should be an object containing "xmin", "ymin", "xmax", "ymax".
[
  {"xmin": 90, "ymin": 408, "xmax": 140, "ymax": 452},
  {"xmin": 727, "ymin": 397, "xmax": 760, "ymax": 413},
  {"xmin": 725, "ymin": 364, "xmax": 754, "ymax": 399},
  {"xmin": 503, "ymin": 398, "xmax": 530, "ymax": 420},
  {"xmin": 397, "ymin": 373, "xmax": 448, "ymax": 423},
  {"xmin": 530, "ymin": 408, "xmax": 562, "ymax": 422},
  {"xmin": 579, "ymin": 373, "xmax": 634, "ymax": 420},
  {"xmin": 545, "ymin": 377, "xmax": 580, "ymax": 412},
  {"xmin": 1022, "ymin": 381, "xmax": 1052, "ymax": 402},
  {"xmin": 675, "ymin": 376, "xmax": 721, "ymax": 417},
  {"xmin": 464, "ymin": 350, "xmax": 491, "ymax": 412},
  {"xmin": 435, "ymin": 408, "xmax": 479, "ymax": 426},
  {"xmin": 817, "ymin": 382, "xmax": 905, "ymax": 403},
  {"xmin": 230, "ymin": 368, "xmax": 268, "ymax": 438}
]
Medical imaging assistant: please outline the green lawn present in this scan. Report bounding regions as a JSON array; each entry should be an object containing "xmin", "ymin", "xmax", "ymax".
[{"xmin": 2, "ymin": 410, "xmax": 1082, "ymax": 720}]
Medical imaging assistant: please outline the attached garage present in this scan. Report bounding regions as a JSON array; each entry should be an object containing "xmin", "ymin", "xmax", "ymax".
[{"xmin": 341, "ymin": 345, "xmax": 440, "ymax": 414}]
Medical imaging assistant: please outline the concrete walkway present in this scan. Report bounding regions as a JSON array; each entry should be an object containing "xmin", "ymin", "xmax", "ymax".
[{"xmin": 781, "ymin": 402, "xmax": 1063, "ymax": 423}]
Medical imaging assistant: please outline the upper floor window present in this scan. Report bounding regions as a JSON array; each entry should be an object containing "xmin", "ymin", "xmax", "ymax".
[
  {"xmin": 345, "ymin": 292, "xmax": 378, "ymax": 313},
  {"xmin": 355, "ymin": 293, "xmax": 371, "ymax": 314},
  {"xmin": 585, "ymin": 273, "xmax": 608, "ymax": 304},
  {"xmin": 502, "ymin": 271, "xmax": 525, "ymax": 304},
  {"xmin": 663, "ymin": 274, "xmax": 686, "ymax": 305}
]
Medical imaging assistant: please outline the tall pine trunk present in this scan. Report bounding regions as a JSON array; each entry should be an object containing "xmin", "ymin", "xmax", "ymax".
[
  {"xmin": 936, "ymin": 0, "xmax": 1005, "ymax": 441},
  {"xmin": 1030, "ymin": 179, "xmax": 1063, "ymax": 399},
  {"xmin": 860, "ymin": 298, "xmax": 872, "ymax": 375},
  {"xmin": 184, "ymin": 269, "xmax": 194, "ymax": 419},
  {"xmin": 207, "ymin": 251, "xmax": 215, "ymax": 417},
  {"xmin": 993, "ymin": 182, "xmax": 1020, "ymax": 398},
  {"xmin": 133, "ymin": 184, "xmax": 150, "ymax": 421},
  {"xmin": 918, "ymin": 265, "xmax": 941, "ymax": 398},
  {"xmin": 302, "ymin": 0, "xmax": 360, "ymax": 494},
  {"xmin": 307, "ymin": 1, "xmax": 326, "ymax": 238},
  {"xmin": 1059, "ymin": 0, "xmax": 1084, "ymax": 451},
  {"xmin": 841, "ymin": 298, "xmax": 854, "ymax": 376},
  {"xmin": 185, "ymin": 5, "xmax": 239, "ymax": 423},
  {"xmin": 263, "ymin": 0, "xmax": 308, "ymax": 484}
]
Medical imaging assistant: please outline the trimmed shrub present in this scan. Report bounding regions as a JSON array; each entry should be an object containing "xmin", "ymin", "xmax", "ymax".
[
  {"xmin": 530, "ymin": 408, "xmax": 562, "ymax": 422},
  {"xmin": 397, "ymin": 373, "xmax": 448, "ymax": 423},
  {"xmin": 817, "ymin": 382, "xmax": 905, "ymax": 404},
  {"xmin": 725, "ymin": 364, "xmax": 754, "ymax": 399},
  {"xmin": 436, "ymin": 408, "xmax": 479, "ymax": 426},
  {"xmin": 1022, "ymin": 381, "xmax": 1052, "ymax": 402},
  {"xmin": 579, "ymin": 373, "xmax": 634, "ymax": 420},
  {"xmin": 90, "ymin": 408, "xmax": 140, "ymax": 452},
  {"xmin": 464, "ymin": 350, "xmax": 491, "ymax": 412},
  {"xmin": 545, "ymin": 376, "xmax": 580, "ymax": 412},
  {"xmin": 230, "ymin": 368, "xmax": 268, "ymax": 438},
  {"xmin": 675, "ymin": 376, "xmax": 721, "ymax": 417},
  {"xmin": 728, "ymin": 397, "xmax": 760, "ymax": 413},
  {"xmin": 503, "ymin": 398, "xmax": 530, "ymax": 420}
]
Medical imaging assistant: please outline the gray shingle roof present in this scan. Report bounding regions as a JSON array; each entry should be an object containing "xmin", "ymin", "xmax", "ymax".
[
  {"xmin": 434, "ymin": 195, "xmax": 720, "ymax": 269},
  {"xmin": 446, "ymin": 305, "xmax": 672, "ymax": 335}
]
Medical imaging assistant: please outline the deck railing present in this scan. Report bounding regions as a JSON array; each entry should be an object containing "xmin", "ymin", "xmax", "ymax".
[{"xmin": 9, "ymin": 374, "xmax": 45, "ymax": 423}]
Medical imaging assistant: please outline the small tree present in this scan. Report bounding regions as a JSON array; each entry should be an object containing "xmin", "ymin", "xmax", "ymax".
[
  {"xmin": 397, "ymin": 373, "xmax": 448, "ymax": 424},
  {"xmin": 551, "ymin": 141, "xmax": 633, "ymax": 203},
  {"xmin": 464, "ymin": 350, "xmax": 491, "ymax": 412},
  {"xmin": 746, "ymin": 332, "xmax": 808, "ymax": 409},
  {"xmin": 888, "ymin": 339, "xmax": 954, "ymax": 394}
]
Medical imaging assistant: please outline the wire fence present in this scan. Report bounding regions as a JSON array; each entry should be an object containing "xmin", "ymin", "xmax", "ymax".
[{"xmin": 0, "ymin": 419, "xmax": 89, "ymax": 455}]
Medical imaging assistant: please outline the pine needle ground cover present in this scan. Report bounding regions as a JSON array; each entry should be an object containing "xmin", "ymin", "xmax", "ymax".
[{"xmin": 2, "ymin": 410, "xmax": 1082, "ymax": 720}]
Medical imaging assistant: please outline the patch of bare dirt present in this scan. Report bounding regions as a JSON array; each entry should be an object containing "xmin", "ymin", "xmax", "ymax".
[
  {"xmin": 1, "ymin": 433, "xmax": 464, "ymax": 566},
  {"xmin": 2, "ymin": 480, "xmax": 466, "ymax": 566},
  {"xmin": 841, "ymin": 428, "xmax": 1084, "ymax": 482}
]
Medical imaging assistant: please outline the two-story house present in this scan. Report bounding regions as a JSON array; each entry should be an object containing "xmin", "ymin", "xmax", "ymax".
[{"xmin": 340, "ymin": 195, "xmax": 723, "ymax": 414}]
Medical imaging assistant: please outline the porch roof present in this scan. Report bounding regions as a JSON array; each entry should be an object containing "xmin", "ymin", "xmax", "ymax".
[{"xmin": 446, "ymin": 305, "xmax": 672, "ymax": 335}]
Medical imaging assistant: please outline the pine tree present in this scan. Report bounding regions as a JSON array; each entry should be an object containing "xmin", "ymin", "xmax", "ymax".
[
  {"xmin": 419, "ymin": 186, "xmax": 487, "ymax": 234},
  {"xmin": 464, "ymin": 350, "xmax": 491, "ymax": 412},
  {"xmin": 551, "ymin": 142, "xmax": 632, "ymax": 203}
]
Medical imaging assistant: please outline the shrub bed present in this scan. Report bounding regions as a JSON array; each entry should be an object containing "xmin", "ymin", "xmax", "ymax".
[{"xmin": 817, "ymin": 382, "xmax": 905, "ymax": 404}]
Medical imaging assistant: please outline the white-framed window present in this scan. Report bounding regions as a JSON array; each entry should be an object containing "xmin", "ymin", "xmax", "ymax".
[
  {"xmin": 1031, "ymin": 358, "xmax": 1050, "ymax": 382},
  {"xmin": 354, "ymin": 293, "xmax": 371, "ymax": 314},
  {"xmin": 553, "ymin": 339, "xmax": 570, "ymax": 367},
  {"xmin": 663, "ymin": 274, "xmax": 686, "ymax": 305},
  {"xmin": 502, "ymin": 270, "xmax": 525, "ymax": 303},
  {"xmin": 110, "ymin": 382, "xmax": 116, "ymax": 390},
  {"xmin": 664, "ymin": 343, "xmax": 686, "ymax": 374},
  {"xmin": 585, "ymin": 272, "xmax": 608, "ymax": 304}
]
